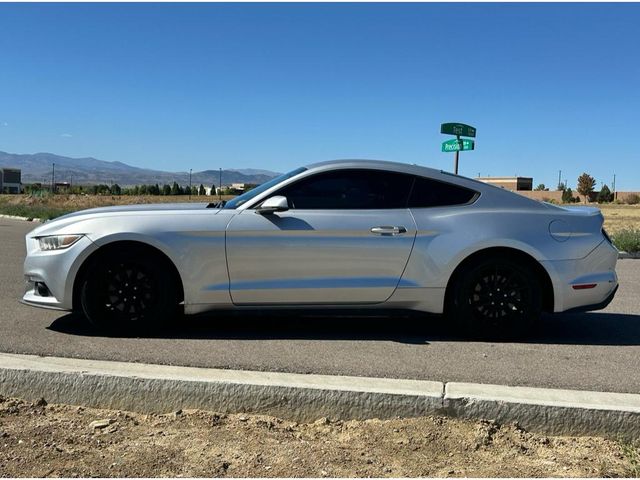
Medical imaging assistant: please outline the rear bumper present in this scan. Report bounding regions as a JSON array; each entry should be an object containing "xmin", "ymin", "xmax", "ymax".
[
  {"xmin": 542, "ymin": 239, "xmax": 619, "ymax": 313},
  {"xmin": 562, "ymin": 284, "xmax": 618, "ymax": 313}
]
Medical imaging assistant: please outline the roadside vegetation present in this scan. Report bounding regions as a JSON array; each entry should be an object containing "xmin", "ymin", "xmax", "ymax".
[
  {"xmin": 0, "ymin": 395, "xmax": 635, "ymax": 477},
  {"xmin": 611, "ymin": 228, "xmax": 640, "ymax": 254},
  {"xmin": 0, "ymin": 192, "xmax": 235, "ymax": 221}
]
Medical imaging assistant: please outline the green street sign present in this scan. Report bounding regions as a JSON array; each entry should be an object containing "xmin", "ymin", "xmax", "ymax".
[
  {"xmin": 440, "ymin": 123, "xmax": 476, "ymax": 138},
  {"xmin": 442, "ymin": 138, "xmax": 475, "ymax": 152}
]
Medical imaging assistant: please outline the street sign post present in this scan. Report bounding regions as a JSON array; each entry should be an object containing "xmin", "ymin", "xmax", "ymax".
[
  {"xmin": 440, "ymin": 123, "xmax": 476, "ymax": 138},
  {"xmin": 441, "ymin": 138, "xmax": 474, "ymax": 152},
  {"xmin": 440, "ymin": 122, "xmax": 476, "ymax": 174}
]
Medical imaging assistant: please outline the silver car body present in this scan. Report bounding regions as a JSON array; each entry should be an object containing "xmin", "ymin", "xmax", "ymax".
[{"xmin": 22, "ymin": 160, "xmax": 619, "ymax": 315}]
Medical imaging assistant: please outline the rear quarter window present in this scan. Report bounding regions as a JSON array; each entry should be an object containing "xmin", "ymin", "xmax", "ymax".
[{"xmin": 409, "ymin": 176, "xmax": 478, "ymax": 208}]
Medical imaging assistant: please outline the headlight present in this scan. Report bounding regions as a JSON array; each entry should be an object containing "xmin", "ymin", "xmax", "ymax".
[{"xmin": 37, "ymin": 235, "xmax": 83, "ymax": 251}]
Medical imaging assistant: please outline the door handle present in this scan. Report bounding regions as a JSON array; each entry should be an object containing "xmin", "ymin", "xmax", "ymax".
[{"xmin": 370, "ymin": 226, "xmax": 407, "ymax": 236}]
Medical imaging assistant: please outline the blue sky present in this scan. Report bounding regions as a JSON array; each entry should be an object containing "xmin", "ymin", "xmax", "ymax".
[{"xmin": 1, "ymin": 3, "xmax": 639, "ymax": 189}]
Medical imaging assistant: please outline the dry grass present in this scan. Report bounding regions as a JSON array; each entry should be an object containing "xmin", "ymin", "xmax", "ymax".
[
  {"xmin": 597, "ymin": 204, "xmax": 640, "ymax": 234},
  {"xmin": 0, "ymin": 194, "xmax": 236, "ymax": 220}
]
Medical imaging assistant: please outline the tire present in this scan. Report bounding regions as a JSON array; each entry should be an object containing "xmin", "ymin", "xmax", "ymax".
[
  {"xmin": 79, "ymin": 248, "xmax": 178, "ymax": 331},
  {"xmin": 448, "ymin": 256, "xmax": 541, "ymax": 340}
]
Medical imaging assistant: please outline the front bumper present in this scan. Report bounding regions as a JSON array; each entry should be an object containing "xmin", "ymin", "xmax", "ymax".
[{"xmin": 22, "ymin": 235, "xmax": 97, "ymax": 311}]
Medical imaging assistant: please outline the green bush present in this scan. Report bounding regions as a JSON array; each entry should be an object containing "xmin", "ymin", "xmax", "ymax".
[
  {"xmin": 597, "ymin": 185, "xmax": 613, "ymax": 203},
  {"xmin": 0, "ymin": 203, "xmax": 73, "ymax": 220},
  {"xmin": 612, "ymin": 228, "xmax": 640, "ymax": 254}
]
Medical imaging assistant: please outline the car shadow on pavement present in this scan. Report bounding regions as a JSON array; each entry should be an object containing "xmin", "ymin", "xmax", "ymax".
[{"xmin": 47, "ymin": 309, "xmax": 640, "ymax": 346}]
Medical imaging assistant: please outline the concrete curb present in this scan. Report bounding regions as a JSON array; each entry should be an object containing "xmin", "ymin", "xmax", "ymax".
[
  {"xmin": 0, "ymin": 353, "xmax": 444, "ymax": 422},
  {"xmin": 0, "ymin": 214, "xmax": 41, "ymax": 222},
  {"xmin": 0, "ymin": 353, "xmax": 639, "ymax": 440},
  {"xmin": 444, "ymin": 382, "xmax": 640, "ymax": 441},
  {"xmin": 618, "ymin": 251, "xmax": 640, "ymax": 259}
]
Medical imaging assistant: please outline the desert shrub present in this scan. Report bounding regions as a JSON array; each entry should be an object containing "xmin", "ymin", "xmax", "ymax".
[
  {"xmin": 626, "ymin": 194, "xmax": 640, "ymax": 205},
  {"xmin": 612, "ymin": 228, "xmax": 640, "ymax": 253}
]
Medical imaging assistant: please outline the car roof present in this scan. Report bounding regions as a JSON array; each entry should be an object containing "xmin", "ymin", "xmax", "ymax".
[
  {"xmin": 305, "ymin": 159, "xmax": 444, "ymax": 178},
  {"xmin": 301, "ymin": 158, "xmax": 547, "ymax": 210}
]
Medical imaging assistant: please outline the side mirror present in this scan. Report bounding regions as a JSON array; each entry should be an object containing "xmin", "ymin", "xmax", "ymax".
[{"xmin": 256, "ymin": 195, "xmax": 289, "ymax": 215}]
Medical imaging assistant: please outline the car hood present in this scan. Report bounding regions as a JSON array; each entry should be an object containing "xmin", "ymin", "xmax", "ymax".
[
  {"xmin": 28, "ymin": 202, "xmax": 220, "ymax": 237},
  {"xmin": 53, "ymin": 202, "xmax": 214, "ymax": 221}
]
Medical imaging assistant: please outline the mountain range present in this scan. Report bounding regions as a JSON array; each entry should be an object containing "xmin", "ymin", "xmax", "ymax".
[{"xmin": 0, "ymin": 151, "xmax": 281, "ymax": 187}]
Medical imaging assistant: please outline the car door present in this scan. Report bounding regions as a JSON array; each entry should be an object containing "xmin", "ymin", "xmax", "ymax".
[{"xmin": 225, "ymin": 168, "xmax": 418, "ymax": 305}]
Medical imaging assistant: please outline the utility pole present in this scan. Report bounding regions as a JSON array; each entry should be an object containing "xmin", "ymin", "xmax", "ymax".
[
  {"xmin": 219, "ymin": 168, "xmax": 222, "ymax": 201},
  {"xmin": 613, "ymin": 173, "xmax": 616, "ymax": 201},
  {"xmin": 51, "ymin": 163, "xmax": 55, "ymax": 194},
  {"xmin": 558, "ymin": 170, "xmax": 562, "ymax": 190},
  {"xmin": 189, "ymin": 168, "xmax": 192, "ymax": 200}
]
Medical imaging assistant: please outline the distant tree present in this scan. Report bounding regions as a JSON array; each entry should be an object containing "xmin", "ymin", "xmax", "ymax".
[
  {"xmin": 211, "ymin": 184, "xmax": 216, "ymax": 196},
  {"xmin": 112, "ymin": 184, "xmax": 122, "ymax": 195},
  {"xmin": 557, "ymin": 182, "xmax": 566, "ymax": 191},
  {"xmin": 562, "ymin": 187, "xmax": 575, "ymax": 204},
  {"xmin": 91, "ymin": 184, "xmax": 111, "ymax": 195},
  {"xmin": 152, "ymin": 184, "xmax": 160, "ymax": 195},
  {"xmin": 138, "ymin": 184, "xmax": 148, "ymax": 195},
  {"xmin": 198, "ymin": 184, "xmax": 206, "ymax": 196},
  {"xmin": 162, "ymin": 184, "xmax": 171, "ymax": 196},
  {"xmin": 597, "ymin": 184, "xmax": 613, "ymax": 203},
  {"xmin": 534, "ymin": 184, "xmax": 549, "ymax": 191},
  {"xmin": 24, "ymin": 183, "xmax": 43, "ymax": 194},
  {"xmin": 577, "ymin": 173, "xmax": 596, "ymax": 203},
  {"xmin": 191, "ymin": 186, "xmax": 199, "ymax": 195}
]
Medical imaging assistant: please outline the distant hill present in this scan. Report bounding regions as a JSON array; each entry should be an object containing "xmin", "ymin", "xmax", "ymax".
[{"xmin": 0, "ymin": 151, "xmax": 281, "ymax": 187}]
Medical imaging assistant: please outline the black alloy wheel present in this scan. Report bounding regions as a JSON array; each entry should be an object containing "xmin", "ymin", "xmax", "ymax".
[
  {"xmin": 450, "ymin": 256, "xmax": 541, "ymax": 339},
  {"xmin": 80, "ymin": 250, "xmax": 177, "ymax": 331}
]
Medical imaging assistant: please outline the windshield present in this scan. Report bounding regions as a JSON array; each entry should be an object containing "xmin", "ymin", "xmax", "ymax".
[{"xmin": 223, "ymin": 167, "xmax": 307, "ymax": 209}]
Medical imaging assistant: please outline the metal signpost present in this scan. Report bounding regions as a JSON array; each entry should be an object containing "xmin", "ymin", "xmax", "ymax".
[{"xmin": 440, "ymin": 123, "xmax": 476, "ymax": 174}]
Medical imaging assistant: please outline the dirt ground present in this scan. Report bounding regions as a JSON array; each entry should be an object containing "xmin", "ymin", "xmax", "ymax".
[{"xmin": 0, "ymin": 396, "xmax": 636, "ymax": 478}]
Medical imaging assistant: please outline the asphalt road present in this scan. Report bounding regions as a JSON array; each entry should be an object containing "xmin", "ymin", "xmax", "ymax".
[{"xmin": 1, "ymin": 217, "xmax": 639, "ymax": 393}]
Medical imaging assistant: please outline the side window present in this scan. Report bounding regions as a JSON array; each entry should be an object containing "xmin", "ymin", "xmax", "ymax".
[
  {"xmin": 409, "ymin": 176, "xmax": 478, "ymax": 208},
  {"xmin": 276, "ymin": 169, "xmax": 413, "ymax": 209}
]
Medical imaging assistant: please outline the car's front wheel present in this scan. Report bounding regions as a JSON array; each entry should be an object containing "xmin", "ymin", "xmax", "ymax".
[
  {"xmin": 79, "ymin": 249, "xmax": 178, "ymax": 331},
  {"xmin": 449, "ymin": 256, "xmax": 541, "ymax": 339}
]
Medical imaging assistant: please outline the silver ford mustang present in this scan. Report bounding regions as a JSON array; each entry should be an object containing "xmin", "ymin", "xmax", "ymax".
[{"xmin": 22, "ymin": 160, "xmax": 618, "ymax": 337}]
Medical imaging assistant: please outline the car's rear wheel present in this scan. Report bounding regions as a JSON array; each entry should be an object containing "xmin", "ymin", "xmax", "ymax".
[
  {"xmin": 79, "ymin": 249, "xmax": 178, "ymax": 331},
  {"xmin": 449, "ymin": 256, "xmax": 541, "ymax": 339}
]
